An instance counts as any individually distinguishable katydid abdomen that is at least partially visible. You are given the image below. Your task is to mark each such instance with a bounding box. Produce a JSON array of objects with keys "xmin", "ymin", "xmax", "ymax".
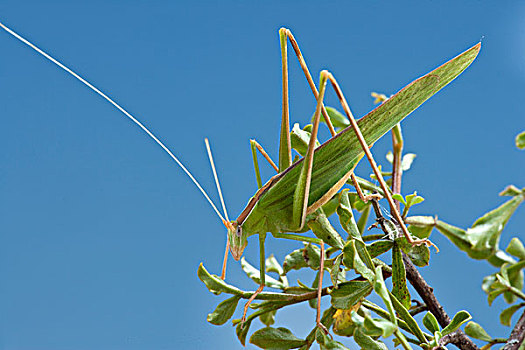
[{"xmin": 234, "ymin": 42, "xmax": 480, "ymax": 254}]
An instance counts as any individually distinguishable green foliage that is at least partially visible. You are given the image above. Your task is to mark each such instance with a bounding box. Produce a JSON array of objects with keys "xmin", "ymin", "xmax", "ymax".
[
  {"xmin": 198, "ymin": 40, "xmax": 525, "ymax": 350},
  {"xmin": 200, "ymin": 127, "xmax": 525, "ymax": 349}
]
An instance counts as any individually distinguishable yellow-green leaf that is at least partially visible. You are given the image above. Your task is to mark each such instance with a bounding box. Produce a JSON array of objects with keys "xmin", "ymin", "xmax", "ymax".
[{"xmin": 464, "ymin": 321, "xmax": 492, "ymax": 342}]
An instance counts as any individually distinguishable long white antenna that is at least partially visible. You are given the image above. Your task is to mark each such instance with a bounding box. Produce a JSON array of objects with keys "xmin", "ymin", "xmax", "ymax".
[
  {"xmin": 204, "ymin": 138, "xmax": 230, "ymax": 222},
  {"xmin": 0, "ymin": 21, "xmax": 225, "ymax": 223}
]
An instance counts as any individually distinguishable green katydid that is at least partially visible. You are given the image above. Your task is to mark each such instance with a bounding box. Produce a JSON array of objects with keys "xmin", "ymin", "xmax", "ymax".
[{"xmin": 0, "ymin": 22, "xmax": 480, "ymax": 330}]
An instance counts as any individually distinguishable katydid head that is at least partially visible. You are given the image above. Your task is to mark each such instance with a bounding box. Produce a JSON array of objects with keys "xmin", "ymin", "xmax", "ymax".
[{"xmin": 224, "ymin": 221, "xmax": 247, "ymax": 261}]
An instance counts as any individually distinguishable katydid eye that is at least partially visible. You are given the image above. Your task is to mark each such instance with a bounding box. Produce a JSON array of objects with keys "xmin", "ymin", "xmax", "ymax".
[{"xmin": 236, "ymin": 226, "xmax": 242, "ymax": 237}]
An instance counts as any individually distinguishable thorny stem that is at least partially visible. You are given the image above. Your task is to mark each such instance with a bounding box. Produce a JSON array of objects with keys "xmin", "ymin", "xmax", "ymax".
[{"xmin": 503, "ymin": 309, "xmax": 525, "ymax": 350}]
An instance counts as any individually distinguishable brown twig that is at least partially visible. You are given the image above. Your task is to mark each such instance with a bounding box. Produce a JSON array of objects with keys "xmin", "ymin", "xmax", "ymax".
[{"xmin": 503, "ymin": 309, "xmax": 525, "ymax": 350}]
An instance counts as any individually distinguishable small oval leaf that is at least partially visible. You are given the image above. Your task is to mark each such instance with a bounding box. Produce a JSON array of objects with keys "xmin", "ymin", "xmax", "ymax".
[
  {"xmin": 441, "ymin": 310, "xmax": 471, "ymax": 336},
  {"xmin": 422, "ymin": 312, "xmax": 440, "ymax": 334},
  {"xmin": 464, "ymin": 321, "xmax": 492, "ymax": 342},
  {"xmin": 500, "ymin": 303, "xmax": 525, "ymax": 326}
]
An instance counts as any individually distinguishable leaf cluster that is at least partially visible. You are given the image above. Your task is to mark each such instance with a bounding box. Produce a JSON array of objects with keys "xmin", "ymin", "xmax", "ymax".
[{"xmin": 199, "ymin": 114, "xmax": 525, "ymax": 349}]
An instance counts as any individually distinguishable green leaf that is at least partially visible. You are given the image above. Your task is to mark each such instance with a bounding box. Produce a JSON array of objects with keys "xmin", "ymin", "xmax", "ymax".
[
  {"xmin": 466, "ymin": 193, "xmax": 525, "ymax": 259},
  {"xmin": 488, "ymin": 250, "xmax": 517, "ymax": 267},
  {"xmin": 366, "ymin": 240, "xmax": 394, "ymax": 259},
  {"xmin": 343, "ymin": 240, "xmax": 375, "ymax": 282},
  {"xmin": 250, "ymin": 327, "xmax": 306, "ymax": 349},
  {"xmin": 392, "ymin": 193, "xmax": 406, "ymax": 205},
  {"xmin": 197, "ymin": 263, "xmax": 242, "ymax": 295},
  {"xmin": 388, "ymin": 291, "xmax": 428, "ymax": 343},
  {"xmin": 291, "ymin": 123, "xmax": 320, "ymax": 157},
  {"xmin": 283, "ymin": 248, "xmax": 308, "ymax": 274},
  {"xmin": 260, "ymin": 310, "xmax": 277, "ymax": 327},
  {"xmin": 266, "ymin": 254, "xmax": 284, "ymax": 275},
  {"xmin": 406, "ymin": 215, "xmax": 436, "ymax": 226},
  {"xmin": 464, "ymin": 321, "xmax": 492, "ymax": 342},
  {"xmin": 316, "ymin": 329, "xmax": 350, "ymax": 350},
  {"xmin": 405, "ymin": 191, "xmax": 424, "ymax": 208},
  {"xmin": 338, "ymin": 190, "xmax": 375, "ymax": 271},
  {"xmin": 507, "ymin": 238, "xmax": 525, "ymax": 260},
  {"xmin": 401, "ymin": 153, "xmax": 417, "ymax": 171},
  {"xmin": 516, "ymin": 130, "xmax": 525, "ymax": 149},
  {"xmin": 504, "ymin": 260, "xmax": 524, "ymax": 303},
  {"xmin": 357, "ymin": 204, "xmax": 371, "ymax": 234},
  {"xmin": 322, "ymin": 196, "xmax": 340, "ymax": 217},
  {"xmin": 373, "ymin": 266, "xmax": 397, "ymax": 325},
  {"xmin": 500, "ymin": 303, "xmax": 525, "ymax": 326},
  {"xmin": 408, "ymin": 225, "xmax": 433, "ymax": 239},
  {"xmin": 482, "ymin": 274, "xmax": 497, "ymax": 293},
  {"xmin": 241, "ymin": 258, "xmax": 286, "ymax": 289},
  {"xmin": 330, "ymin": 281, "xmax": 373, "ymax": 310},
  {"xmin": 235, "ymin": 318, "xmax": 253, "ymax": 346},
  {"xmin": 500, "ymin": 185, "xmax": 523, "ymax": 197},
  {"xmin": 353, "ymin": 327, "xmax": 388, "ymax": 350},
  {"xmin": 422, "ymin": 312, "xmax": 440, "ymax": 334},
  {"xmin": 304, "ymin": 243, "xmax": 321, "ymax": 270},
  {"xmin": 342, "ymin": 241, "xmax": 355, "ymax": 270},
  {"xmin": 398, "ymin": 237, "xmax": 430, "ymax": 267},
  {"xmin": 441, "ymin": 310, "xmax": 471, "ymax": 336},
  {"xmin": 337, "ymin": 189, "xmax": 362, "ymax": 239},
  {"xmin": 392, "ymin": 241, "xmax": 411, "ymax": 309},
  {"xmin": 308, "ymin": 211, "xmax": 345, "ymax": 250},
  {"xmin": 488, "ymin": 288, "xmax": 507, "ymax": 306},
  {"xmin": 435, "ymin": 220, "xmax": 472, "ymax": 252},
  {"xmin": 206, "ymin": 295, "xmax": 240, "ymax": 325},
  {"xmin": 330, "ymin": 254, "xmax": 344, "ymax": 288},
  {"xmin": 363, "ymin": 314, "xmax": 397, "ymax": 337},
  {"xmin": 324, "ymin": 106, "xmax": 350, "ymax": 130}
]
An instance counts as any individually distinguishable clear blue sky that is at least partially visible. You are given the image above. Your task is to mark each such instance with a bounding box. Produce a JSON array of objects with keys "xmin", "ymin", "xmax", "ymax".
[{"xmin": 0, "ymin": 1, "xmax": 524, "ymax": 349}]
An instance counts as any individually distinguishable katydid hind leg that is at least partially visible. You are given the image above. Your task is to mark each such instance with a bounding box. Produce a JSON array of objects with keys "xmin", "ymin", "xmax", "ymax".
[
  {"xmin": 324, "ymin": 72, "xmax": 437, "ymax": 251},
  {"xmin": 280, "ymin": 28, "xmax": 336, "ymax": 137}
]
